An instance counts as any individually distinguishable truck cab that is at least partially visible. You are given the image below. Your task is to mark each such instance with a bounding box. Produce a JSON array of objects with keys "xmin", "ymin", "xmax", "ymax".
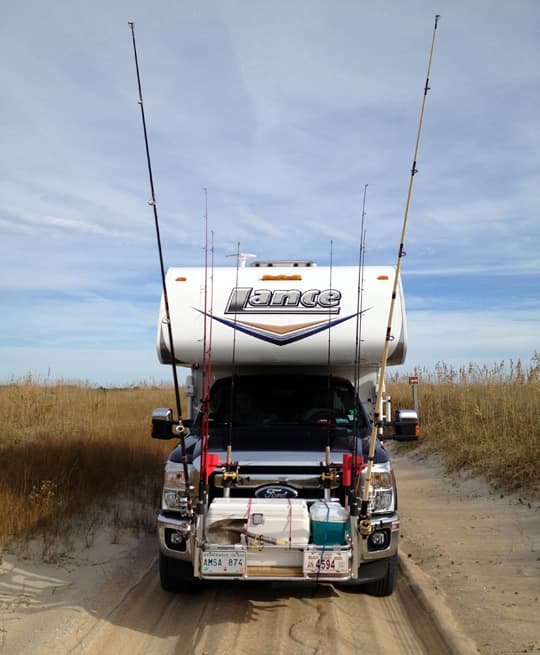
[{"xmin": 156, "ymin": 371, "xmax": 399, "ymax": 595}]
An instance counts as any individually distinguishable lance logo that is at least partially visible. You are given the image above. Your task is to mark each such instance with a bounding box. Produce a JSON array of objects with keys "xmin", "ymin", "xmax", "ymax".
[
  {"xmin": 224, "ymin": 287, "xmax": 342, "ymax": 315},
  {"xmin": 197, "ymin": 286, "xmax": 370, "ymax": 347}
]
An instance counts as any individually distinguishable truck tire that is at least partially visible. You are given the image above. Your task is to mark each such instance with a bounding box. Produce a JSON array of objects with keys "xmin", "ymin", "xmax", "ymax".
[
  {"xmin": 363, "ymin": 554, "xmax": 398, "ymax": 597},
  {"xmin": 159, "ymin": 552, "xmax": 200, "ymax": 592}
]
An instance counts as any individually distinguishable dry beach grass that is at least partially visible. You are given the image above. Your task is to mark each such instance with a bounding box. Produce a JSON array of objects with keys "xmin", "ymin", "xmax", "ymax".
[
  {"xmin": 0, "ymin": 380, "xmax": 179, "ymax": 548},
  {"xmin": 388, "ymin": 353, "xmax": 540, "ymax": 497}
]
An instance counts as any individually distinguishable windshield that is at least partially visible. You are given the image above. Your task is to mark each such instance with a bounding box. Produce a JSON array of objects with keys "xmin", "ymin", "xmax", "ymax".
[{"xmin": 207, "ymin": 374, "xmax": 366, "ymax": 428}]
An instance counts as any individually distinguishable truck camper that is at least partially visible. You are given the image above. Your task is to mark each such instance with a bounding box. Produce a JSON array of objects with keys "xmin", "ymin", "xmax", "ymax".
[
  {"xmin": 127, "ymin": 13, "xmax": 439, "ymax": 600},
  {"xmin": 151, "ymin": 259, "xmax": 418, "ymax": 596}
]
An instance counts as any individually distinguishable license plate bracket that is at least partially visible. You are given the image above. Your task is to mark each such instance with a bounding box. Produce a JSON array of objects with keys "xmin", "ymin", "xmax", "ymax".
[
  {"xmin": 201, "ymin": 550, "xmax": 246, "ymax": 575},
  {"xmin": 303, "ymin": 550, "xmax": 350, "ymax": 575}
]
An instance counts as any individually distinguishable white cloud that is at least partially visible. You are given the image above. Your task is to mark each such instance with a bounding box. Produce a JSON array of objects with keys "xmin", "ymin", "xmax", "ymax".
[
  {"xmin": 3, "ymin": 209, "xmax": 126, "ymax": 239},
  {"xmin": 0, "ymin": 346, "xmax": 175, "ymax": 387},
  {"xmin": 403, "ymin": 307, "xmax": 540, "ymax": 369},
  {"xmin": 1, "ymin": 0, "xmax": 539, "ymax": 383}
]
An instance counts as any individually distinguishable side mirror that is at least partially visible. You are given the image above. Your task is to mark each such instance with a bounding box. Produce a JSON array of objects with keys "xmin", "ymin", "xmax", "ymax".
[
  {"xmin": 392, "ymin": 408, "xmax": 419, "ymax": 441},
  {"xmin": 151, "ymin": 408, "xmax": 192, "ymax": 439},
  {"xmin": 151, "ymin": 408, "xmax": 176, "ymax": 439}
]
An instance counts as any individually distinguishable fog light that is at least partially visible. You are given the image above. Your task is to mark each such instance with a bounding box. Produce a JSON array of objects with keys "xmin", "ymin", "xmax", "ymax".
[
  {"xmin": 165, "ymin": 528, "xmax": 187, "ymax": 551},
  {"xmin": 372, "ymin": 532, "xmax": 385, "ymax": 545},
  {"xmin": 367, "ymin": 530, "xmax": 389, "ymax": 551},
  {"xmin": 170, "ymin": 531, "xmax": 184, "ymax": 545}
]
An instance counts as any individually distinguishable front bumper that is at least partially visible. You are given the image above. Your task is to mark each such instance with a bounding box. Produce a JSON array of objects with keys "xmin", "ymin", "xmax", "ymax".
[{"xmin": 158, "ymin": 511, "xmax": 399, "ymax": 581}]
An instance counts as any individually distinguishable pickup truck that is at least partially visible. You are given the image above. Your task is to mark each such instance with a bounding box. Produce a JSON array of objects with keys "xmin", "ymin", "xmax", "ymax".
[{"xmin": 150, "ymin": 261, "xmax": 417, "ymax": 596}]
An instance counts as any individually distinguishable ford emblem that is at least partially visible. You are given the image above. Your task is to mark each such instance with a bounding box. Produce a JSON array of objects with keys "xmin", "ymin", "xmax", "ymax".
[{"xmin": 255, "ymin": 485, "xmax": 298, "ymax": 499}]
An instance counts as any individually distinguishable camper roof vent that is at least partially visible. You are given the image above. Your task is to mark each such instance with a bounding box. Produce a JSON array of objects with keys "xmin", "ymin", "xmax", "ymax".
[{"xmin": 250, "ymin": 261, "xmax": 317, "ymax": 268}]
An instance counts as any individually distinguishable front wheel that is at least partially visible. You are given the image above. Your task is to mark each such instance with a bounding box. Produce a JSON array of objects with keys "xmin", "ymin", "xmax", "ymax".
[
  {"xmin": 159, "ymin": 552, "xmax": 201, "ymax": 592},
  {"xmin": 363, "ymin": 554, "xmax": 398, "ymax": 597}
]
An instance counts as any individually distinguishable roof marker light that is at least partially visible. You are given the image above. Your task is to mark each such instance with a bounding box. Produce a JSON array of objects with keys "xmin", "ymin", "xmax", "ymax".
[{"xmin": 262, "ymin": 275, "xmax": 302, "ymax": 281}]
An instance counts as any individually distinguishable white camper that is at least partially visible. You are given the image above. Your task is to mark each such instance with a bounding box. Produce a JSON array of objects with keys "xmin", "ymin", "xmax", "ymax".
[{"xmin": 157, "ymin": 262, "xmax": 406, "ymax": 419}]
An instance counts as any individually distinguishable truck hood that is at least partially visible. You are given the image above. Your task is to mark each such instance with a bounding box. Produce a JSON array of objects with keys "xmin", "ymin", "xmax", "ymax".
[
  {"xmin": 192, "ymin": 449, "xmax": 350, "ymax": 470},
  {"xmin": 169, "ymin": 437, "xmax": 389, "ymax": 467}
]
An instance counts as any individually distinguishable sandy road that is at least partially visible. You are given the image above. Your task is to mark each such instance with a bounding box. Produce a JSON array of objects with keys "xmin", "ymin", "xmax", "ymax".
[
  {"xmin": 6, "ymin": 444, "xmax": 537, "ymax": 655},
  {"xmin": 72, "ymin": 561, "xmax": 451, "ymax": 655},
  {"xmin": 0, "ymin": 522, "xmax": 454, "ymax": 655}
]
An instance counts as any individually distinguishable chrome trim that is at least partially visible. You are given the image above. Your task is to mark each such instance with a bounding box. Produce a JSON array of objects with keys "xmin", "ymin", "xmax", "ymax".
[
  {"xmin": 158, "ymin": 513, "xmax": 194, "ymax": 561},
  {"xmin": 158, "ymin": 511, "xmax": 400, "ymax": 573},
  {"xmin": 359, "ymin": 513, "xmax": 399, "ymax": 562},
  {"xmin": 213, "ymin": 472, "xmax": 336, "ymax": 490},
  {"xmin": 201, "ymin": 574, "xmax": 352, "ymax": 581}
]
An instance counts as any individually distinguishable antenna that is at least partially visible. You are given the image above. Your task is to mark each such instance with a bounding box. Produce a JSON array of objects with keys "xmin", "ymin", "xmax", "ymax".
[
  {"xmin": 359, "ymin": 15, "xmax": 441, "ymax": 533},
  {"xmin": 226, "ymin": 253, "xmax": 256, "ymax": 268}
]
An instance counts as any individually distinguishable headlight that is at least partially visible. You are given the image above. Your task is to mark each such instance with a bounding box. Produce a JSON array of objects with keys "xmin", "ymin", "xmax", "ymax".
[
  {"xmin": 163, "ymin": 464, "xmax": 189, "ymax": 513},
  {"xmin": 363, "ymin": 462, "xmax": 395, "ymax": 514}
]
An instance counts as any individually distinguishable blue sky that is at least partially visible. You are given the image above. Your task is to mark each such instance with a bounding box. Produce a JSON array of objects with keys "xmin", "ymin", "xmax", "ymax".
[{"xmin": 1, "ymin": 1, "xmax": 538, "ymax": 385}]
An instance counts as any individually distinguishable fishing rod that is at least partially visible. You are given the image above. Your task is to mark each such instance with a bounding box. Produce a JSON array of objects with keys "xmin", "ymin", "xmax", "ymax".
[
  {"xmin": 207, "ymin": 229, "xmax": 215, "ymax": 437},
  {"xmin": 128, "ymin": 22, "xmax": 192, "ymax": 503},
  {"xmin": 224, "ymin": 242, "xmax": 242, "ymax": 497},
  {"xmin": 199, "ymin": 189, "xmax": 210, "ymax": 502},
  {"xmin": 323, "ymin": 240, "xmax": 334, "ymax": 501},
  {"xmin": 353, "ymin": 185, "xmax": 368, "ymax": 400},
  {"xmin": 350, "ymin": 184, "xmax": 368, "ymax": 513},
  {"xmin": 359, "ymin": 14, "xmax": 441, "ymax": 534},
  {"xmin": 208, "ymin": 229, "xmax": 215, "ymax": 408}
]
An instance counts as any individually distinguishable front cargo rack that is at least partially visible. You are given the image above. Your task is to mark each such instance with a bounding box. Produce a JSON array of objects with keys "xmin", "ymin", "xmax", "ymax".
[{"xmin": 200, "ymin": 543, "xmax": 352, "ymax": 581}]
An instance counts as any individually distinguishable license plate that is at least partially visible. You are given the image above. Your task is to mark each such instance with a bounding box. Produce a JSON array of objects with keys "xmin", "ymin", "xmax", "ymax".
[
  {"xmin": 303, "ymin": 550, "xmax": 350, "ymax": 575},
  {"xmin": 201, "ymin": 551, "xmax": 246, "ymax": 575}
]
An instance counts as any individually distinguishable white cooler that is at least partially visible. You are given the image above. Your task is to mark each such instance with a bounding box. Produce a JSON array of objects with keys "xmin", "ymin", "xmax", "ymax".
[{"xmin": 205, "ymin": 498, "xmax": 310, "ymax": 547}]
